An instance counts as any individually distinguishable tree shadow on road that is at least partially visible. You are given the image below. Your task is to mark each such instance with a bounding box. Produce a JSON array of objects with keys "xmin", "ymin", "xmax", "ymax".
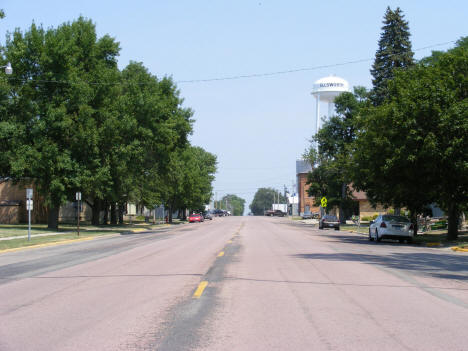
[{"xmin": 291, "ymin": 251, "xmax": 468, "ymax": 281}]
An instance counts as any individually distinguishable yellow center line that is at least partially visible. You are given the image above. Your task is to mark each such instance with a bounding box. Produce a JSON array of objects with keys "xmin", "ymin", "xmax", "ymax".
[
  {"xmin": 193, "ymin": 281, "xmax": 208, "ymax": 298},
  {"xmin": 217, "ymin": 251, "xmax": 224, "ymax": 257}
]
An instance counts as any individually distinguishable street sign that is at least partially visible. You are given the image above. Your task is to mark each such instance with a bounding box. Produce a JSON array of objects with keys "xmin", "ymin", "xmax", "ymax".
[
  {"xmin": 321, "ymin": 197, "xmax": 327, "ymax": 208},
  {"xmin": 26, "ymin": 198, "xmax": 33, "ymax": 241},
  {"xmin": 76, "ymin": 192, "xmax": 82, "ymax": 201}
]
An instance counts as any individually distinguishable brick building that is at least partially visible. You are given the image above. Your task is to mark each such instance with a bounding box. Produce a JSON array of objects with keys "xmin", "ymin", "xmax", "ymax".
[{"xmin": 296, "ymin": 160, "xmax": 320, "ymax": 216}]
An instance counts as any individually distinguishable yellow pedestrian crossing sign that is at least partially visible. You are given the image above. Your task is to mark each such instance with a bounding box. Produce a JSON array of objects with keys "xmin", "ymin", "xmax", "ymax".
[{"xmin": 321, "ymin": 197, "xmax": 327, "ymax": 208}]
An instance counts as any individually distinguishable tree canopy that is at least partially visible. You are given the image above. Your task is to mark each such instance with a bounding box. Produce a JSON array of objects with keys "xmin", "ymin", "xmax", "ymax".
[
  {"xmin": 250, "ymin": 188, "xmax": 286, "ymax": 216},
  {"xmin": 370, "ymin": 7, "xmax": 414, "ymax": 106},
  {"xmin": 353, "ymin": 40, "xmax": 468, "ymax": 239},
  {"xmin": 0, "ymin": 17, "xmax": 216, "ymax": 228},
  {"xmin": 218, "ymin": 194, "xmax": 246, "ymax": 216},
  {"xmin": 304, "ymin": 87, "xmax": 367, "ymax": 220}
]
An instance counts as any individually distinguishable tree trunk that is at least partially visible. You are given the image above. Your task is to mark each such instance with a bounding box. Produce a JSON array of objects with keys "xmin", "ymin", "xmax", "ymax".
[
  {"xmin": 410, "ymin": 210, "xmax": 418, "ymax": 237},
  {"xmin": 168, "ymin": 206, "xmax": 173, "ymax": 223},
  {"xmin": 103, "ymin": 201, "xmax": 109, "ymax": 225},
  {"xmin": 91, "ymin": 198, "xmax": 101, "ymax": 226},
  {"xmin": 447, "ymin": 203, "xmax": 459, "ymax": 241},
  {"xmin": 118, "ymin": 202, "xmax": 125, "ymax": 224},
  {"xmin": 339, "ymin": 182, "xmax": 346, "ymax": 224},
  {"xmin": 110, "ymin": 202, "xmax": 117, "ymax": 225},
  {"xmin": 47, "ymin": 205, "xmax": 59, "ymax": 230}
]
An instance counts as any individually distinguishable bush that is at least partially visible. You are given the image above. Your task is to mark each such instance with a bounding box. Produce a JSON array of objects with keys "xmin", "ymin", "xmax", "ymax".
[{"xmin": 360, "ymin": 214, "xmax": 379, "ymax": 221}]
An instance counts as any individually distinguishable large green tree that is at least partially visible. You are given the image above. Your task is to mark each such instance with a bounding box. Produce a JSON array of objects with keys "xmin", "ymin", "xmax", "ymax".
[
  {"xmin": 305, "ymin": 87, "xmax": 367, "ymax": 222},
  {"xmin": 0, "ymin": 17, "xmax": 202, "ymax": 229},
  {"xmin": 2, "ymin": 18, "xmax": 120, "ymax": 228},
  {"xmin": 105, "ymin": 62, "xmax": 193, "ymax": 224},
  {"xmin": 162, "ymin": 146, "xmax": 217, "ymax": 222},
  {"xmin": 219, "ymin": 194, "xmax": 246, "ymax": 216},
  {"xmin": 250, "ymin": 187, "xmax": 286, "ymax": 216},
  {"xmin": 353, "ymin": 40, "xmax": 468, "ymax": 239},
  {"xmin": 370, "ymin": 7, "xmax": 414, "ymax": 106}
]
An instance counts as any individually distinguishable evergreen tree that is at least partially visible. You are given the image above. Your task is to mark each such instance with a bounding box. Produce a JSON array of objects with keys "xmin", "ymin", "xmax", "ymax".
[{"xmin": 370, "ymin": 7, "xmax": 414, "ymax": 106}]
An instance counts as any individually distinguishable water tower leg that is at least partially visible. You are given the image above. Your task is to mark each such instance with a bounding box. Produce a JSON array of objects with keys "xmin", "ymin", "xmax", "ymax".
[
  {"xmin": 315, "ymin": 94, "xmax": 320, "ymax": 141},
  {"xmin": 328, "ymin": 102, "xmax": 334, "ymax": 118}
]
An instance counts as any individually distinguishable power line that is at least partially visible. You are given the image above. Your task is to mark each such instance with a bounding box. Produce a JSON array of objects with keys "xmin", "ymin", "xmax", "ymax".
[
  {"xmin": 4, "ymin": 40, "xmax": 457, "ymax": 86},
  {"xmin": 176, "ymin": 40, "xmax": 456, "ymax": 84}
]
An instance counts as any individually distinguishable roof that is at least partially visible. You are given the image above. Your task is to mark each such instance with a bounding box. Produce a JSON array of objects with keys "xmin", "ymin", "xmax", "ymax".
[
  {"xmin": 296, "ymin": 160, "xmax": 312, "ymax": 174},
  {"xmin": 351, "ymin": 188, "xmax": 367, "ymax": 200}
]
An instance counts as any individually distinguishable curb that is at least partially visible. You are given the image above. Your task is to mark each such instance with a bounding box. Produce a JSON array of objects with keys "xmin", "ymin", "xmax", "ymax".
[
  {"xmin": 451, "ymin": 246, "xmax": 468, "ymax": 252},
  {"xmin": 0, "ymin": 236, "xmax": 98, "ymax": 255},
  {"xmin": 426, "ymin": 242, "xmax": 443, "ymax": 247},
  {"xmin": 130, "ymin": 224, "xmax": 172, "ymax": 233}
]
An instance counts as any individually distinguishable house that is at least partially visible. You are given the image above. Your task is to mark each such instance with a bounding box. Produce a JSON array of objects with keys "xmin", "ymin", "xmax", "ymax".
[
  {"xmin": 0, "ymin": 181, "xmax": 47, "ymax": 224},
  {"xmin": 351, "ymin": 188, "xmax": 387, "ymax": 219}
]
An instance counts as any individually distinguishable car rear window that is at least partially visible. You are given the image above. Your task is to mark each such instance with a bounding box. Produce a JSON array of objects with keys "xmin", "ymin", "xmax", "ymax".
[
  {"xmin": 382, "ymin": 215, "xmax": 410, "ymax": 222},
  {"xmin": 324, "ymin": 215, "xmax": 338, "ymax": 220}
]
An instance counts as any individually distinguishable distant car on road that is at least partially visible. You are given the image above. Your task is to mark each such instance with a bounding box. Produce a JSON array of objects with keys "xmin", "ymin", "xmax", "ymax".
[
  {"xmin": 214, "ymin": 209, "xmax": 226, "ymax": 217},
  {"xmin": 369, "ymin": 215, "xmax": 414, "ymax": 243},
  {"xmin": 302, "ymin": 211, "xmax": 319, "ymax": 219},
  {"xmin": 203, "ymin": 212, "xmax": 213, "ymax": 220},
  {"xmin": 319, "ymin": 215, "xmax": 340, "ymax": 230},
  {"xmin": 273, "ymin": 210, "xmax": 286, "ymax": 217},
  {"xmin": 188, "ymin": 213, "xmax": 204, "ymax": 223}
]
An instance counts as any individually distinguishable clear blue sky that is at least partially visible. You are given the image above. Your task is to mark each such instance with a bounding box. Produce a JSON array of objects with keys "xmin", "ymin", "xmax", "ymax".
[{"xmin": 1, "ymin": 1, "xmax": 467, "ymax": 212}]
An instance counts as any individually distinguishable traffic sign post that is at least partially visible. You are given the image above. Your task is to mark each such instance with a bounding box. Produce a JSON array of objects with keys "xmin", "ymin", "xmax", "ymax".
[
  {"xmin": 320, "ymin": 197, "xmax": 327, "ymax": 218},
  {"xmin": 26, "ymin": 189, "xmax": 33, "ymax": 241},
  {"xmin": 76, "ymin": 192, "xmax": 81, "ymax": 236}
]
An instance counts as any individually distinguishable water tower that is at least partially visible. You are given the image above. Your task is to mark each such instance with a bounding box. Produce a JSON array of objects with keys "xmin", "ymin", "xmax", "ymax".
[{"xmin": 311, "ymin": 75, "xmax": 349, "ymax": 134}]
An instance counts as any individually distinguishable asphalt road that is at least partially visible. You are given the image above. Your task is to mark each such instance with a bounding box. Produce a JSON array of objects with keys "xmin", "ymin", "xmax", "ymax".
[{"xmin": 0, "ymin": 217, "xmax": 467, "ymax": 350}]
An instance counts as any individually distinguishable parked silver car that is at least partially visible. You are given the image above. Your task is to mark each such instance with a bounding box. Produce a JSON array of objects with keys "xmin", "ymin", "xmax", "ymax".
[
  {"xmin": 369, "ymin": 215, "xmax": 414, "ymax": 243},
  {"xmin": 319, "ymin": 215, "xmax": 340, "ymax": 230}
]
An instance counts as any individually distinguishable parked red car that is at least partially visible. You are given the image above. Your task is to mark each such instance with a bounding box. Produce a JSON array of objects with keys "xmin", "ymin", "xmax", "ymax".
[{"xmin": 188, "ymin": 213, "xmax": 204, "ymax": 223}]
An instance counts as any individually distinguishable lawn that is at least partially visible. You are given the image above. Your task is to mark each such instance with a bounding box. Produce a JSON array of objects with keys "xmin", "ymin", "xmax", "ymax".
[
  {"xmin": 341, "ymin": 223, "xmax": 468, "ymax": 247},
  {"xmin": 0, "ymin": 222, "xmax": 174, "ymax": 251}
]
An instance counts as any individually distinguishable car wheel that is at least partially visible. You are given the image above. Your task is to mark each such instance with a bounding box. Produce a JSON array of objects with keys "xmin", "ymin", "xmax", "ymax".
[
  {"xmin": 375, "ymin": 229, "xmax": 381, "ymax": 242},
  {"xmin": 369, "ymin": 228, "xmax": 374, "ymax": 241},
  {"xmin": 398, "ymin": 238, "xmax": 404, "ymax": 243},
  {"xmin": 335, "ymin": 226, "xmax": 340, "ymax": 230},
  {"xmin": 407, "ymin": 237, "xmax": 413, "ymax": 243}
]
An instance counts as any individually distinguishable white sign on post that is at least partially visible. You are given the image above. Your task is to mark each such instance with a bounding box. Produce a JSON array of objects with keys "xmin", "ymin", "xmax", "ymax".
[
  {"xmin": 76, "ymin": 192, "xmax": 82, "ymax": 201},
  {"xmin": 26, "ymin": 188, "xmax": 33, "ymax": 199},
  {"xmin": 26, "ymin": 199, "xmax": 33, "ymax": 211}
]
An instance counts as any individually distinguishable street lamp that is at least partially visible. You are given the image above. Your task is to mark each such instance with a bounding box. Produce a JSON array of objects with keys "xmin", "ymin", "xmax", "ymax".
[{"xmin": 1, "ymin": 62, "xmax": 13, "ymax": 75}]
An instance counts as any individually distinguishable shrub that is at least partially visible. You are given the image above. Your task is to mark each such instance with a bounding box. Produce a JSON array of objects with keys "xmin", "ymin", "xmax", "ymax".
[{"xmin": 360, "ymin": 214, "xmax": 379, "ymax": 221}]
